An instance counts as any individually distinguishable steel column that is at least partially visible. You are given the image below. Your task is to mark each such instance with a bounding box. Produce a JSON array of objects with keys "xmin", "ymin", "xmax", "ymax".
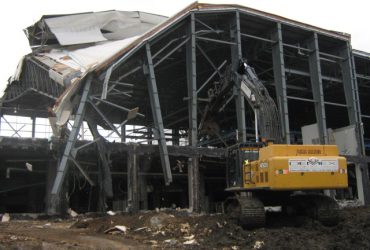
[
  {"xmin": 341, "ymin": 44, "xmax": 369, "ymax": 205},
  {"xmin": 340, "ymin": 43, "xmax": 364, "ymax": 153},
  {"xmin": 145, "ymin": 43, "xmax": 173, "ymax": 185},
  {"xmin": 340, "ymin": 43, "xmax": 360, "ymax": 125},
  {"xmin": 271, "ymin": 23, "xmax": 290, "ymax": 143},
  {"xmin": 48, "ymin": 76, "xmax": 92, "ymax": 214},
  {"xmin": 121, "ymin": 125, "xmax": 126, "ymax": 143},
  {"xmin": 307, "ymin": 33, "xmax": 328, "ymax": 144},
  {"xmin": 187, "ymin": 13, "xmax": 200, "ymax": 212},
  {"xmin": 231, "ymin": 11, "xmax": 246, "ymax": 142},
  {"xmin": 31, "ymin": 116, "xmax": 36, "ymax": 138},
  {"xmin": 350, "ymin": 53, "xmax": 366, "ymax": 156}
]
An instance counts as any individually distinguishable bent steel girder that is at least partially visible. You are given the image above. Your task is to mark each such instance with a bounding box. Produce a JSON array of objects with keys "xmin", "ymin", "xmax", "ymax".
[
  {"xmin": 48, "ymin": 76, "xmax": 92, "ymax": 214},
  {"xmin": 145, "ymin": 43, "xmax": 173, "ymax": 185}
]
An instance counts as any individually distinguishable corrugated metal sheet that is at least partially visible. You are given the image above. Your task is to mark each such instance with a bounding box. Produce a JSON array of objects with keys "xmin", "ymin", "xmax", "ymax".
[
  {"xmin": 43, "ymin": 10, "xmax": 167, "ymax": 46},
  {"xmin": 44, "ymin": 13, "xmax": 108, "ymax": 45}
]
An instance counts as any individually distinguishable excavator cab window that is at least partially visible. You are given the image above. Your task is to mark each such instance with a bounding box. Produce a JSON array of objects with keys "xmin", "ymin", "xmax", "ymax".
[
  {"xmin": 226, "ymin": 142, "xmax": 263, "ymax": 188},
  {"xmin": 239, "ymin": 142, "xmax": 263, "ymax": 162}
]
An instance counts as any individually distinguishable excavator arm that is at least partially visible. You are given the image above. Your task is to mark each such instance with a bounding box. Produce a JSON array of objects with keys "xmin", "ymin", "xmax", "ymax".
[
  {"xmin": 198, "ymin": 60, "xmax": 282, "ymax": 144},
  {"xmin": 237, "ymin": 60, "xmax": 282, "ymax": 143}
]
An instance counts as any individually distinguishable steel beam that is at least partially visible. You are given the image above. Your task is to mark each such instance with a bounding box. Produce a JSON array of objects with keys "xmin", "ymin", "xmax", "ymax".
[
  {"xmin": 154, "ymin": 38, "xmax": 190, "ymax": 68},
  {"xmin": 48, "ymin": 76, "xmax": 92, "ymax": 214},
  {"xmin": 196, "ymin": 44, "xmax": 222, "ymax": 77},
  {"xmin": 324, "ymin": 101, "xmax": 347, "ymax": 108},
  {"xmin": 271, "ymin": 23, "xmax": 290, "ymax": 144},
  {"xmin": 145, "ymin": 43, "xmax": 172, "ymax": 185},
  {"xmin": 287, "ymin": 95, "xmax": 316, "ymax": 103},
  {"xmin": 90, "ymin": 96, "xmax": 145, "ymax": 118},
  {"xmin": 69, "ymin": 157, "xmax": 95, "ymax": 186},
  {"xmin": 307, "ymin": 33, "xmax": 328, "ymax": 144},
  {"xmin": 319, "ymin": 51, "xmax": 343, "ymax": 60},
  {"xmin": 196, "ymin": 36, "xmax": 236, "ymax": 46},
  {"xmin": 357, "ymin": 74, "xmax": 370, "ymax": 81},
  {"xmin": 186, "ymin": 13, "xmax": 200, "ymax": 212},
  {"xmin": 231, "ymin": 11, "xmax": 247, "ymax": 143},
  {"xmin": 2, "ymin": 116, "xmax": 21, "ymax": 137},
  {"xmin": 88, "ymin": 99, "xmax": 122, "ymax": 138},
  {"xmin": 285, "ymin": 68, "xmax": 342, "ymax": 83},
  {"xmin": 241, "ymin": 32, "xmax": 275, "ymax": 44},
  {"xmin": 152, "ymin": 36, "xmax": 186, "ymax": 59},
  {"xmin": 197, "ymin": 60, "xmax": 227, "ymax": 94},
  {"xmin": 195, "ymin": 18, "xmax": 217, "ymax": 33}
]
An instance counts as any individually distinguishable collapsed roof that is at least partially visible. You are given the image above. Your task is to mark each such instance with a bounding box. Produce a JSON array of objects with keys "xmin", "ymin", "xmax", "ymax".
[{"xmin": 0, "ymin": 2, "xmax": 357, "ymax": 127}]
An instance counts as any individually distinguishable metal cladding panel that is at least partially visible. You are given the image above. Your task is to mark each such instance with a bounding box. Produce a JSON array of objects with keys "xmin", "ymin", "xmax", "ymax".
[
  {"xmin": 44, "ymin": 11, "xmax": 167, "ymax": 46},
  {"xmin": 330, "ymin": 125, "xmax": 359, "ymax": 156},
  {"xmin": 45, "ymin": 14, "xmax": 108, "ymax": 45},
  {"xmin": 302, "ymin": 123, "xmax": 320, "ymax": 144}
]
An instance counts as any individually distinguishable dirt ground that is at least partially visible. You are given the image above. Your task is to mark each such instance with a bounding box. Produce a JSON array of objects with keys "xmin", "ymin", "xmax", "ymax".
[{"xmin": 0, "ymin": 205, "xmax": 369, "ymax": 250}]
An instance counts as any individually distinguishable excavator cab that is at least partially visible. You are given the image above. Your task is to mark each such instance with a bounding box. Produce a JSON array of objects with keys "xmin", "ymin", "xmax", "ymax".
[{"xmin": 226, "ymin": 142, "xmax": 263, "ymax": 189}]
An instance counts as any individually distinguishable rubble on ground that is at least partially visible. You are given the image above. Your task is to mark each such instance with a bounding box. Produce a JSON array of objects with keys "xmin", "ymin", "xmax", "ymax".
[{"xmin": 0, "ymin": 206, "xmax": 369, "ymax": 249}]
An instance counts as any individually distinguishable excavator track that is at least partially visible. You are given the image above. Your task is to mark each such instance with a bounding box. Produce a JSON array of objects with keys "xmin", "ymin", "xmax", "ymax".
[
  {"xmin": 288, "ymin": 193, "xmax": 339, "ymax": 226},
  {"xmin": 225, "ymin": 196, "xmax": 265, "ymax": 228},
  {"xmin": 311, "ymin": 194, "xmax": 339, "ymax": 226}
]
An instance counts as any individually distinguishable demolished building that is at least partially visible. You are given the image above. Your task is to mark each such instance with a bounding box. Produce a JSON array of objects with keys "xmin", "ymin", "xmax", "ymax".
[{"xmin": 0, "ymin": 2, "xmax": 369, "ymax": 214}]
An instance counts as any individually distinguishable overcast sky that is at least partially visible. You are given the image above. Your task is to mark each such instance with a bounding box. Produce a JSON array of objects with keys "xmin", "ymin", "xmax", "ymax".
[{"xmin": 1, "ymin": 0, "xmax": 369, "ymax": 95}]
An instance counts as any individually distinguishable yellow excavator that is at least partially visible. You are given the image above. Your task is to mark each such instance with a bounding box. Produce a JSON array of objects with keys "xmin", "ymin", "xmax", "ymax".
[{"xmin": 219, "ymin": 61, "xmax": 348, "ymax": 227}]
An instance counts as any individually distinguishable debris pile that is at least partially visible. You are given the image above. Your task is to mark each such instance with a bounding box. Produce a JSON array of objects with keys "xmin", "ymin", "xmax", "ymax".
[
  {"xmin": 0, "ymin": 206, "xmax": 369, "ymax": 249},
  {"xmin": 71, "ymin": 209, "xmax": 249, "ymax": 248},
  {"xmin": 70, "ymin": 206, "xmax": 370, "ymax": 249}
]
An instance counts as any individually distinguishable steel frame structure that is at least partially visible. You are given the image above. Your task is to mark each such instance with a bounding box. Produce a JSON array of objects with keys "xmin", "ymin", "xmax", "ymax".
[
  {"xmin": 98, "ymin": 9, "xmax": 369, "ymax": 208},
  {"xmin": 1, "ymin": 4, "xmax": 370, "ymax": 214}
]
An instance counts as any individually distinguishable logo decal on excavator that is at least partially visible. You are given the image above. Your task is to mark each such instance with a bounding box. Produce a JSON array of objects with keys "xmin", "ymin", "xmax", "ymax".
[
  {"xmin": 288, "ymin": 159, "xmax": 339, "ymax": 172},
  {"xmin": 307, "ymin": 157, "xmax": 319, "ymax": 165}
]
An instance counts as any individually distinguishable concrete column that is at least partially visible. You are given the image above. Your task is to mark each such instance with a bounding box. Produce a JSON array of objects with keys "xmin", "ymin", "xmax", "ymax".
[
  {"xmin": 127, "ymin": 144, "xmax": 139, "ymax": 212},
  {"xmin": 139, "ymin": 154, "xmax": 151, "ymax": 210}
]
